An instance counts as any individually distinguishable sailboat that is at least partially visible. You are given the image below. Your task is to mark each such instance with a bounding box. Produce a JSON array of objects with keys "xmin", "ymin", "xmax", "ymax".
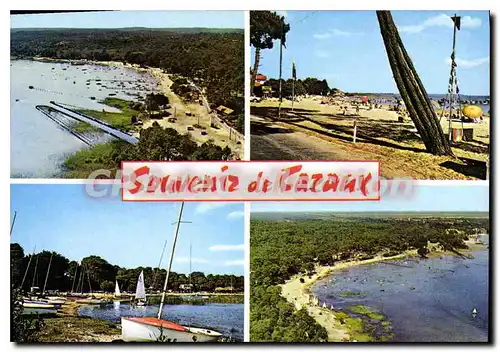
[
  {"xmin": 115, "ymin": 281, "xmax": 121, "ymax": 298},
  {"xmin": 121, "ymin": 202, "xmax": 222, "ymax": 342},
  {"xmin": 135, "ymin": 271, "xmax": 147, "ymax": 306}
]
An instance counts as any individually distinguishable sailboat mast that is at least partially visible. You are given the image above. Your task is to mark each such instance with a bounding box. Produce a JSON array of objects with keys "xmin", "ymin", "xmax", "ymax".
[
  {"xmin": 189, "ymin": 243, "xmax": 192, "ymax": 292},
  {"xmin": 32, "ymin": 255, "xmax": 39, "ymax": 289},
  {"xmin": 85, "ymin": 264, "xmax": 93, "ymax": 295},
  {"xmin": 158, "ymin": 202, "xmax": 185, "ymax": 320},
  {"xmin": 71, "ymin": 264, "xmax": 78, "ymax": 293},
  {"xmin": 20, "ymin": 246, "xmax": 36, "ymax": 290},
  {"xmin": 42, "ymin": 252, "xmax": 54, "ymax": 295},
  {"xmin": 152, "ymin": 239, "xmax": 168, "ymax": 290},
  {"xmin": 77, "ymin": 265, "xmax": 84, "ymax": 293},
  {"xmin": 10, "ymin": 211, "xmax": 17, "ymax": 236}
]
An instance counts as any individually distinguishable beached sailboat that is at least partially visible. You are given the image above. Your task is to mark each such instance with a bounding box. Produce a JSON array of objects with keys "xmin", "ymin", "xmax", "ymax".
[
  {"xmin": 135, "ymin": 271, "xmax": 147, "ymax": 306},
  {"xmin": 121, "ymin": 202, "xmax": 222, "ymax": 342}
]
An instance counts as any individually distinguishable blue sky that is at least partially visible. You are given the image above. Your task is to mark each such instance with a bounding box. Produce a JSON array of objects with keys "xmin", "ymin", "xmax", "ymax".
[
  {"xmin": 252, "ymin": 11, "xmax": 490, "ymax": 95},
  {"xmin": 11, "ymin": 10, "xmax": 244, "ymax": 29},
  {"xmin": 252, "ymin": 184, "xmax": 489, "ymax": 212},
  {"xmin": 10, "ymin": 184, "xmax": 244, "ymax": 275}
]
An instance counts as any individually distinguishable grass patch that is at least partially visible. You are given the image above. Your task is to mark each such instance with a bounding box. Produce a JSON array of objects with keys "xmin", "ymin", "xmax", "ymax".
[
  {"xmin": 74, "ymin": 121, "xmax": 101, "ymax": 133},
  {"xmin": 62, "ymin": 140, "xmax": 128, "ymax": 178},
  {"xmin": 347, "ymin": 305, "xmax": 375, "ymax": 315},
  {"xmin": 37, "ymin": 316, "xmax": 120, "ymax": 342},
  {"xmin": 76, "ymin": 97, "xmax": 142, "ymax": 132},
  {"xmin": 347, "ymin": 305, "xmax": 385, "ymax": 321}
]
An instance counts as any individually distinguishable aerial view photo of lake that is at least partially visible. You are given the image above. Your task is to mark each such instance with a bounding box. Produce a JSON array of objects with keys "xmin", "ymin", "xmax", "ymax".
[
  {"xmin": 11, "ymin": 60, "xmax": 158, "ymax": 177},
  {"xmin": 250, "ymin": 184, "xmax": 489, "ymax": 343},
  {"xmin": 11, "ymin": 10, "xmax": 245, "ymax": 178}
]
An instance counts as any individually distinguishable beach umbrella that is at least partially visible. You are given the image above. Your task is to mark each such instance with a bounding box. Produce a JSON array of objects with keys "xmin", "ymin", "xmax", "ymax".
[
  {"xmin": 361, "ymin": 96, "xmax": 368, "ymax": 103},
  {"xmin": 463, "ymin": 105, "xmax": 483, "ymax": 119}
]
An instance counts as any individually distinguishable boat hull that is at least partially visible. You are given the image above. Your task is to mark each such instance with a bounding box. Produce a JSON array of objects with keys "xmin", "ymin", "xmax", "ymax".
[
  {"xmin": 23, "ymin": 301, "xmax": 56, "ymax": 309},
  {"xmin": 121, "ymin": 317, "xmax": 221, "ymax": 342}
]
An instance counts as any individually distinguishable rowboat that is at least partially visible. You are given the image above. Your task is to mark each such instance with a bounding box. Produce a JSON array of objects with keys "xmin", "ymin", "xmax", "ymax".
[{"xmin": 121, "ymin": 317, "xmax": 221, "ymax": 342}]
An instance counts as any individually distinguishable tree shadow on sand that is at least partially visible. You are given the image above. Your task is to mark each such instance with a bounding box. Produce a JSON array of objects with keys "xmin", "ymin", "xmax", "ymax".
[
  {"xmin": 251, "ymin": 121, "xmax": 293, "ymax": 136},
  {"xmin": 439, "ymin": 157, "xmax": 487, "ymax": 180},
  {"xmin": 253, "ymin": 106, "xmax": 425, "ymax": 153}
]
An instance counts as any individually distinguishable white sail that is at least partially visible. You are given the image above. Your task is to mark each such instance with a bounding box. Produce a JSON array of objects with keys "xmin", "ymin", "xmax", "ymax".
[
  {"xmin": 135, "ymin": 271, "xmax": 146, "ymax": 300},
  {"xmin": 115, "ymin": 281, "xmax": 121, "ymax": 297}
]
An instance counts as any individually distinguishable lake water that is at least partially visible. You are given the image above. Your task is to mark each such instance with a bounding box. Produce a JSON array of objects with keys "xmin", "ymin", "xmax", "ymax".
[
  {"xmin": 312, "ymin": 237, "xmax": 489, "ymax": 342},
  {"xmin": 78, "ymin": 302, "xmax": 244, "ymax": 341},
  {"xmin": 10, "ymin": 60, "xmax": 158, "ymax": 178}
]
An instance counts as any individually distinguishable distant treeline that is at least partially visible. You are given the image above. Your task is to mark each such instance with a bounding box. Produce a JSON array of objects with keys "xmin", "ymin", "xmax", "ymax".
[
  {"xmin": 254, "ymin": 77, "xmax": 334, "ymax": 98},
  {"xmin": 250, "ymin": 217, "xmax": 488, "ymax": 342},
  {"xmin": 11, "ymin": 29, "xmax": 244, "ymax": 116},
  {"xmin": 11, "ymin": 243, "xmax": 244, "ymax": 294}
]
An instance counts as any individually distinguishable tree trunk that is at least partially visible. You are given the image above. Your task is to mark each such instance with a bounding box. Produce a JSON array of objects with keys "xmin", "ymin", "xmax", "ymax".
[
  {"xmin": 251, "ymin": 47, "xmax": 261, "ymax": 96},
  {"xmin": 377, "ymin": 11, "xmax": 454, "ymax": 156}
]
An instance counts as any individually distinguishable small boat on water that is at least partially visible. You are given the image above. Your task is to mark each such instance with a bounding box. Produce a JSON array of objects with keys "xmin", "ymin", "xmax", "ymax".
[
  {"xmin": 115, "ymin": 281, "xmax": 121, "ymax": 299},
  {"xmin": 135, "ymin": 271, "xmax": 147, "ymax": 307},
  {"xmin": 121, "ymin": 203, "xmax": 222, "ymax": 342}
]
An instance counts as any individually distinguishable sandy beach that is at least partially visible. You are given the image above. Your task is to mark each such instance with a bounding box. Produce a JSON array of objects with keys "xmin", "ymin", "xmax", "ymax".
[
  {"xmin": 280, "ymin": 251, "xmax": 416, "ymax": 342},
  {"xmin": 251, "ymin": 97, "xmax": 489, "ymax": 179}
]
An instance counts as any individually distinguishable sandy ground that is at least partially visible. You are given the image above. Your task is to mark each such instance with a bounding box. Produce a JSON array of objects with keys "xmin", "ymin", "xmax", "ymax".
[
  {"xmin": 145, "ymin": 68, "xmax": 242, "ymax": 157},
  {"xmin": 279, "ymin": 251, "xmax": 415, "ymax": 342},
  {"xmin": 251, "ymin": 97, "xmax": 489, "ymax": 180},
  {"xmin": 102, "ymin": 61, "xmax": 243, "ymax": 158}
]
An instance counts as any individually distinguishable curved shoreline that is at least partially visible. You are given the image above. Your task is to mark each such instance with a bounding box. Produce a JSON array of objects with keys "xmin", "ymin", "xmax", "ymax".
[
  {"xmin": 280, "ymin": 251, "xmax": 417, "ymax": 342},
  {"xmin": 28, "ymin": 57, "xmax": 243, "ymax": 157},
  {"xmin": 280, "ymin": 234, "xmax": 488, "ymax": 342}
]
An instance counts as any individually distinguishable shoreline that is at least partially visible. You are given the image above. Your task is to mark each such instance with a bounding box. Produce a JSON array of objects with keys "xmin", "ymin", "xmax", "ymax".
[
  {"xmin": 280, "ymin": 251, "xmax": 416, "ymax": 342},
  {"xmin": 22, "ymin": 57, "xmax": 243, "ymax": 158},
  {"xmin": 280, "ymin": 234, "xmax": 488, "ymax": 342}
]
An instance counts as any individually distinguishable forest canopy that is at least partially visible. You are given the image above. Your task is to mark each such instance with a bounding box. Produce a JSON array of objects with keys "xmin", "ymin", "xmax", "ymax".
[
  {"xmin": 250, "ymin": 216, "xmax": 488, "ymax": 342},
  {"xmin": 11, "ymin": 28, "xmax": 244, "ymax": 116},
  {"xmin": 11, "ymin": 243, "xmax": 244, "ymax": 294}
]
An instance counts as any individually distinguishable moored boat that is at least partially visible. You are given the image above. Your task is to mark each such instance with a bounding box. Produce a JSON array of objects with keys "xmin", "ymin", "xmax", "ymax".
[
  {"xmin": 22, "ymin": 300, "xmax": 56, "ymax": 309},
  {"xmin": 135, "ymin": 271, "xmax": 147, "ymax": 306},
  {"xmin": 121, "ymin": 317, "xmax": 221, "ymax": 342}
]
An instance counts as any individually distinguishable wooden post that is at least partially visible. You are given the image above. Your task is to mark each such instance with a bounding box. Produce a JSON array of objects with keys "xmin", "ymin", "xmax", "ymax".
[
  {"xmin": 278, "ymin": 19, "xmax": 284, "ymax": 119},
  {"xmin": 353, "ymin": 119, "xmax": 358, "ymax": 143}
]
